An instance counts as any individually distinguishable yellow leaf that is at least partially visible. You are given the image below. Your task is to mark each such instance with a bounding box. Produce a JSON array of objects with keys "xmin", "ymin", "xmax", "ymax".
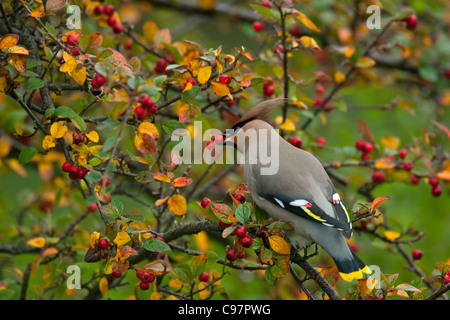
[
  {"xmin": 10, "ymin": 54, "xmax": 27, "ymax": 73},
  {"xmin": 7, "ymin": 158, "xmax": 27, "ymax": 177},
  {"xmin": 71, "ymin": 64, "xmax": 87, "ymax": 85},
  {"xmin": 0, "ymin": 136, "xmax": 11, "ymax": 158},
  {"xmin": 138, "ymin": 122, "xmax": 159, "ymax": 140},
  {"xmin": 292, "ymin": 10, "xmax": 321, "ymax": 32},
  {"xmin": 114, "ymin": 231, "xmax": 131, "ymax": 246},
  {"xmin": 194, "ymin": 231, "xmax": 209, "ymax": 252},
  {"xmin": 86, "ymin": 131, "xmax": 99, "ymax": 143},
  {"xmin": 153, "ymin": 173, "xmax": 171, "ymax": 183},
  {"xmin": 381, "ymin": 135, "xmax": 400, "ymax": 150},
  {"xmin": 299, "ymin": 36, "xmax": 320, "ymax": 50},
  {"xmin": 0, "ymin": 34, "xmax": 19, "ymax": 50},
  {"xmin": 198, "ymin": 282, "xmax": 210, "ymax": 299},
  {"xmin": 268, "ymin": 235, "xmax": 290, "ymax": 254},
  {"xmin": 356, "ymin": 56, "xmax": 376, "ymax": 68},
  {"xmin": 197, "ymin": 66, "xmax": 212, "ymax": 84},
  {"xmin": 357, "ymin": 279, "xmax": 375, "ymax": 297},
  {"xmin": 99, "ymin": 277, "xmax": 108, "ymax": 296},
  {"xmin": 27, "ymin": 237, "xmax": 46, "ymax": 248},
  {"xmin": 211, "ymin": 81, "xmax": 230, "ymax": 97},
  {"xmin": 169, "ymin": 278, "xmax": 184, "ymax": 289},
  {"xmin": 334, "ymin": 71, "xmax": 346, "ymax": 83},
  {"xmin": 42, "ymin": 135, "xmax": 56, "ymax": 150},
  {"xmin": 50, "ymin": 121, "xmax": 68, "ymax": 139},
  {"xmin": 384, "ymin": 230, "xmax": 401, "ymax": 241},
  {"xmin": 182, "ymin": 82, "xmax": 193, "ymax": 92},
  {"xmin": 9, "ymin": 45, "xmax": 29, "ymax": 55},
  {"xmin": 143, "ymin": 21, "xmax": 159, "ymax": 43},
  {"xmin": 89, "ymin": 231, "xmax": 101, "ymax": 249},
  {"xmin": 150, "ymin": 288, "xmax": 164, "ymax": 300},
  {"xmin": 168, "ymin": 194, "xmax": 187, "ymax": 216},
  {"xmin": 279, "ymin": 119, "xmax": 296, "ymax": 131}
]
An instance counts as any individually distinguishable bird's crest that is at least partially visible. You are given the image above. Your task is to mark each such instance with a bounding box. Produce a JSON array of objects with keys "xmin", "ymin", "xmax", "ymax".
[{"xmin": 232, "ymin": 97, "xmax": 285, "ymax": 130}]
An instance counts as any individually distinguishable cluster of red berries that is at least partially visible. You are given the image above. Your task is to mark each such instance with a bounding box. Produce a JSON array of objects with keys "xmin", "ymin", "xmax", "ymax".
[
  {"xmin": 262, "ymin": 77, "xmax": 274, "ymax": 96},
  {"xmin": 135, "ymin": 93, "xmax": 157, "ymax": 120},
  {"xmin": 66, "ymin": 34, "xmax": 82, "ymax": 57},
  {"xmin": 355, "ymin": 139, "xmax": 374, "ymax": 161},
  {"xmin": 135, "ymin": 268, "xmax": 156, "ymax": 290},
  {"xmin": 428, "ymin": 176, "xmax": 442, "ymax": 197},
  {"xmin": 312, "ymin": 71, "xmax": 334, "ymax": 112},
  {"xmin": 91, "ymin": 73, "xmax": 107, "ymax": 89},
  {"xmin": 94, "ymin": 4, "xmax": 123, "ymax": 34},
  {"xmin": 62, "ymin": 161, "xmax": 87, "ymax": 180}
]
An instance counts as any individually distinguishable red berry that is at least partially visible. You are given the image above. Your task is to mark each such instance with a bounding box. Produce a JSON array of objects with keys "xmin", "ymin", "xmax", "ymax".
[
  {"xmin": 87, "ymin": 203, "xmax": 98, "ymax": 212},
  {"xmin": 107, "ymin": 15, "xmax": 117, "ymax": 27},
  {"xmin": 445, "ymin": 68, "xmax": 450, "ymax": 80},
  {"xmin": 403, "ymin": 161, "xmax": 414, "ymax": 171},
  {"xmin": 138, "ymin": 93, "xmax": 150, "ymax": 105},
  {"xmin": 67, "ymin": 34, "xmax": 79, "ymax": 45},
  {"xmin": 403, "ymin": 14, "xmax": 417, "ymax": 30},
  {"xmin": 103, "ymin": 4, "xmax": 115, "ymax": 16},
  {"xmin": 262, "ymin": 78, "xmax": 273, "ymax": 88},
  {"xmin": 313, "ymin": 97, "xmax": 323, "ymax": 107},
  {"xmin": 94, "ymin": 5, "xmax": 104, "ymax": 16},
  {"xmin": 431, "ymin": 185, "xmax": 442, "ymax": 197},
  {"xmin": 274, "ymin": 44, "xmax": 284, "ymax": 54},
  {"xmin": 69, "ymin": 166, "xmax": 78, "ymax": 180},
  {"xmin": 73, "ymin": 133, "xmax": 85, "ymax": 145},
  {"xmin": 371, "ymin": 171, "xmax": 385, "ymax": 184},
  {"xmin": 253, "ymin": 21, "xmax": 264, "ymax": 32},
  {"xmin": 219, "ymin": 220, "xmax": 232, "ymax": 229},
  {"xmin": 429, "ymin": 176, "xmax": 439, "ymax": 187},
  {"xmin": 140, "ymin": 272, "xmax": 155, "ymax": 283},
  {"xmin": 412, "ymin": 249, "xmax": 423, "ymax": 260},
  {"xmin": 219, "ymin": 74, "xmax": 231, "ymax": 85},
  {"xmin": 316, "ymin": 137, "xmax": 327, "ymax": 146},
  {"xmin": 263, "ymin": 85, "xmax": 274, "ymax": 96},
  {"xmin": 100, "ymin": 177, "xmax": 110, "ymax": 187},
  {"xmin": 235, "ymin": 226, "xmax": 246, "ymax": 238},
  {"xmin": 124, "ymin": 39, "xmax": 133, "ymax": 49},
  {"xmin": 199, "ymin": 272, "xmax": 209, "ymax": 282},
  {"xmin": 214, "ymin": 134, "xmax": 224, "ymax": 145},
  {"xmin": 91, "ymin": 74, "xmax": 106, "ymax": 88},
  {"xmin": 234, "ymin": 193, "xmax": 246, "ymax": 204},
  {"xmin": 240, "ymin": 235, "xmax": 253, "ymax": 248},
  {"xmin": 113, "ymin": 23, "xmax": 124, "ymax": 34},
  {"xmin": 444, "ymin": 272, "xmax": 450, "ymax": 285},
  {"xmin": 136, "ymin": 268, "xmax": 143, "ymax": 280},
  {"xmin": 261, "ymin": 1, "xmax": 271, "ymax": 8},
  {"xmin": 70, "ymin": 47, "xmax": 81, "ymax": 56},
  {"xmin": 206, "ymin": 140, "xmax": 215, "ymax": 150},
  {"xmin": 154, "ymin": 58, "xmax": 168, "ymax": 74},
  {"xmin": 314, "ymin": 71, "xmax": 328, "ymax": 85},
  {"xmin": 200, "ymin": 197, "xmax": 211, "ymax": 208},
  {"xmin": 77, "ymin": 168, "xmax": 87, "ymax": 179},
  {"xmin": 99, "ymin": 238, "xmax": 110, "ymax": 249},
  {"xmin": 315, "ymin": 84, "xmax": 325, "ymax": 95},
  {"xmin": 139, "ymin": 281, "xmax": 150, "ymax": 290},
  {"xmin": 289, "ymin": 25, "xmax": 301, "ymax": 38},
  {"xmin": 226, "ymin": 249, "xmax": 236, "ymax": 262},
  {"xmin": 399, "ymin": 149, "xmax": 408, "ymax": 159},
  {"xmin": 410, "ymin": 175, "xmax": 420, "ymax": 185},
  {"xmin": 360, "ymin": 152, "xmax": 371, "ymax": 161},
  {"xmin": 154, "ymin": 237, "xmax": 165, "ymax": 242},
  {"xmin": 355, "ymin": 139, "xmax": 365, "ymax": 150},
  {"xmin": 290, "ymin": 136, "xmax": 302, "ymax": 148},
  {"xmin": 62, "ymin": 161, "xmax": 72, "ymax": 172},
  {"xmin": 111, "ymin": 270, "xmax": 122, "ymax": 278},
  {"xmin": 362, "ymin": 142, "xmax": 373, "ymax": 154}
]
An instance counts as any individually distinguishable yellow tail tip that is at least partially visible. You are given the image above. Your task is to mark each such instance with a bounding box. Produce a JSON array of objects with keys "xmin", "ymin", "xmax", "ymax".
[{"xmin": 339, "ymin": 266, "xmax": 371, "ymax": 282}]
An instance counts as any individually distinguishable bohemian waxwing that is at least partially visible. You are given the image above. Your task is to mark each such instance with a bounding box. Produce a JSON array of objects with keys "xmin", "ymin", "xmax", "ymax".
[{"xmin": 223, "ymin": 98, "xmax": 371, "ymax": 282}]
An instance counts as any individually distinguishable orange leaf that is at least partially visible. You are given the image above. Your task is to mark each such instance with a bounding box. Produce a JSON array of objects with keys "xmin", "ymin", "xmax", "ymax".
[
  {"xmin": 436, "ymin": 160, "xmax": 450, "ymax": 181},
  {"xmin": 155, "ymin": 196, "xmax": 169, "ymax": 206},
  {"xmin": 10, "ymin": 54, "xmax": 27, "ymax": 73},
  {"xmin": 171, "ymin": 177, "xmax": 193, "ymax": 188},
  {"xmin": 99, "ymin": 277, "xmax": 108, "ymax": 296},
  {"xmin": 153, "ymin": 173, "xmax": 171, "ymax": 183},
  {"xmin": 235, "ymin": 183, "xmax": 250, "ymax": 194},
  {"xmin": 138, "ymin": 122, "xmax": 159, "ymax": 140},
  {"xmin": 42, "ymin": 247, "xmax": 59, "ymax": 257},
  {"xmin": 211, "ymin": 203, "xmax": 233, "ymax": 222},
  {"xmin": 178, "ymin": 103, "xmax": 198, "ymax": 123},
  {"xmin": 291, "ymin": 10, "xmax": 321, "ymax": 32},
  {"xmin": 432, "ymin": 120, "xmax": 450, "ymax": 139},
  {"xmin": 134, "ymin": 133, "xmax": 158, "ymax": 154},
  {"xmin": 29, "ymin": 8, "xmax": 45, "ymax": 18},
  {"xmin": 86, "ymin": 33, "xmax": 103, "ymax": 52},
  {"xmin": 242, "ymin": 51, "xmax": 253, "ymax": 61},
  {"xmin": 168, "ymin": 194, "xmax": 187, "ymax": 215},
  {"xmin": 374, "ymin": 157, "xmax": 396, "ymax": 169},
  {"xmin": 268, "ymin": 235, "xmax": 291, "ymax": 254},
  {"xmin": 370, "ymin": 196, "xmax": 391, "ymax": 211},
  {"xmin": 211, "ymin": 81, "xmax": 230, "ymax": 97},
  {"xmin": 27, "ymin": 237, "xmax": 46, "ymax": 248},
  {"xmin": 0, "ymin": 34, "xmax": 19, "ymax": 50},
  {"xmin": 143, "ymin": 21, "xmax": 159, "ymax": 43}
]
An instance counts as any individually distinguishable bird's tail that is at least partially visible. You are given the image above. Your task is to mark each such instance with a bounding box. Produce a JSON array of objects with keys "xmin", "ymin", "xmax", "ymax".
[{"xmin": 333, "ymin": 246, "xmax": 371, "ymax": 282}]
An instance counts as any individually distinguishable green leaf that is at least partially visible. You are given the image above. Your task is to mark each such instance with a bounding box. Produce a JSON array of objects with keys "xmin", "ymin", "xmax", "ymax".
[
  {"xmin": 419, "ymin": 67, "xmax": 438, "ymax": 82},
  {"xmin": 153, "ymin": 75, "xmax": 167, "ymax": 87},
  {"xmin": 142, "ymin": 238, "xmax": 171, "ymax": 253},
  {"xmin": 172, "ymin": 266, "xmax": 193, "ymax": 283},
  {"xmin": 54, "ymin": 106, "xmax": 77, "ymax": 118},
  {"xmin": 265, "ymin": 266, "xmax": 276, "ymax": 286},
  {"xmin": 162, "ymin": 119, "xmax": 183, "ymax": 135},
  {"xmin": 102, "ymin": 136, "xmax": 117, "ymax": 152},
  {"xmin": 181, "ymin": 85, "xmax": 201, "ymax": 102},
  {"xmin": 378, "ymin": 0, "xmax": 397, "ymax": 16},
  {"xmin": 190, "ymin": 253, "xmax": 207, "ymax": 277},
  {"xmin": 111, "ymin": 199, "xmax": 124, "ymax": 215},
  {"xmin": 85, "ymin": 171, "xmax": 102, "ymax": 183},
  {"xmin": 18, "ymin": 147, "xmax": 37, "ymax": 165},
  {"xmin": 27, "ymin": 78, "xmax": 44, "ymax": 90},
  {"xmin": 135, "ymin": 171, "xmax": 153, "ymax": 183},
  {"xmin": 73, "ymin": 115, "xmax": 87, "ymax": 131},
  {"xmin": 235, "ymin": 204, "xmax": 251, "ymax": 224},
  {"xmin": 249, "ymin": 4, "xmax": 276, "ymax": 20}
]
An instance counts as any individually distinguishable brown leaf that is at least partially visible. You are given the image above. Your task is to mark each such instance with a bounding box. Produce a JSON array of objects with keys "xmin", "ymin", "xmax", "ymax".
[
  {"xmin": 356, "ymin": 119, "xmax": 374, "ymax": 143},
  {"xmin": 178, "ymin": 103, "xmax": 197, "ymax": 123},
  {"xmin": 432, "ymin": 120, "xmax": 450, "ymax": 139},
  {"xmin": 134, "ymin": 133, "xmax": 157, "ymax": 154},
  {"xmin": 10, "ymin": 54, "xmax": 27, "ymax": 73}
]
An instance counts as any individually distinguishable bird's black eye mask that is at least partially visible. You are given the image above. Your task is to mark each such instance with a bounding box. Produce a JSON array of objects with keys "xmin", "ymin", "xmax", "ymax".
[{"xmin": 221, "ymin": 117, "xmax": 256, "ymax": 150}]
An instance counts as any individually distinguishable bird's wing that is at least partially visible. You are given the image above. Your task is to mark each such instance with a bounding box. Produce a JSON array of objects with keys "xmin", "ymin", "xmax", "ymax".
[{"xmin": 260, "ymin": 189, "xmax": 352, "ymax": 239}]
